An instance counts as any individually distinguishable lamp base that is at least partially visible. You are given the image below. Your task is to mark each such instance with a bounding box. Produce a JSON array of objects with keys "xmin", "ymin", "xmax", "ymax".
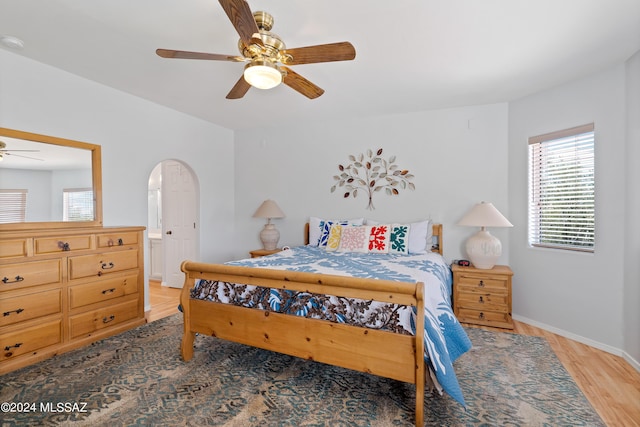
[
  {"xmin": 260, "ymin": 223, "xmax": 280, "ymax": 250},
  {"xmin": 465, "ymin": 230, "xmax": 501, "ymax": 269}
]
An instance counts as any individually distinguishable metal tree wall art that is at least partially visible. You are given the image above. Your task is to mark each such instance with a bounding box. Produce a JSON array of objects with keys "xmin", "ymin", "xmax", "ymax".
[{"xmin": 331, "ymin": 148, "xmax": 415, "ymax": 210}]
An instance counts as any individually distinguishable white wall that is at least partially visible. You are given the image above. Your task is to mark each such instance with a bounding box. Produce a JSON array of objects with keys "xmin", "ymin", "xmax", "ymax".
[
  {"xmin": 624, "ymin": 50, "xmax": 640, "ymax": 365},
  {"xmin": 233, "ymin": 103, "xmax": 510, "ymax": 263},
  {"xmin": 508, "ymin": 65, "xmax": 628, "ymax": 353},
  {"xmin": 0, "ymin": 49, "xmax": 237, "ymax": 309}
]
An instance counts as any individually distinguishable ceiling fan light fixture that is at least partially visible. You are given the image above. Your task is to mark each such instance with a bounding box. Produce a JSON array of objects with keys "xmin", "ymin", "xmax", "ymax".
[{"xmin": 243, "ymin": 60, "xmax": 282, "ymax": 90}]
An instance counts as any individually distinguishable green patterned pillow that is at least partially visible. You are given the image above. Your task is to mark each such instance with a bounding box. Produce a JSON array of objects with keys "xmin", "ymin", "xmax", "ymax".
[{"xmin": 389, "ymin": 224, "xmax": 411, "ymax": 254}]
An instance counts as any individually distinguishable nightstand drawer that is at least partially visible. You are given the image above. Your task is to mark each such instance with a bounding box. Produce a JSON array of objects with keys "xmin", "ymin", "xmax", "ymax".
[
  {"xmin": 456, "ymin": 275, "xmax": 508, "ymax": 292},
  {"xmin": 456, "ymin": 291, "xmax": 509, "ymax": 312},
  {"xmin": 457, "ymin": 308, "xmax": 511, "ymax": 327}
]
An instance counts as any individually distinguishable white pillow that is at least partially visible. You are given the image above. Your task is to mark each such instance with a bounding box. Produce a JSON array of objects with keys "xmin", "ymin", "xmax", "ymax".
[
  {"xmin": 408, "ymin": 220, "xmax": 432, "ymax": 254},
  {"xmin": 308, "ymin": 217, "xmax": 364, "ymax": 246}
]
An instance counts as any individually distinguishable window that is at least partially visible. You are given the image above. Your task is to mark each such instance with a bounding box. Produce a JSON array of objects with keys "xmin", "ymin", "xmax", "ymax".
[
  {"xmin": 528, "ymin": 124, "xmax": 595, "ymax": 252},
  {"xmin": 63, "ymin": 188, "xmax": 94, "ymax": 221},
  {"xmin": 0, "ymin": 189, "xmax": 28, "ymax": 223}
]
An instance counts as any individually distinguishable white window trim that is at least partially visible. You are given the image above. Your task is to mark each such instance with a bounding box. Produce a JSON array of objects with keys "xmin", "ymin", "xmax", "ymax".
[{"xmin": 528, "ymin": 123, "xmax": 595, "ymax": 252}]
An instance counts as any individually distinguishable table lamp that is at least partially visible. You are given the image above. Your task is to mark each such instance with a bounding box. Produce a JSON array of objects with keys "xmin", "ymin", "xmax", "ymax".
[
  {"xmin": 457, "ymin": 201, "xmax": 513, "ymax": 269},
  {"xmin": 253, "ymin": 199, "xmax": 285, "ymax": 250}
]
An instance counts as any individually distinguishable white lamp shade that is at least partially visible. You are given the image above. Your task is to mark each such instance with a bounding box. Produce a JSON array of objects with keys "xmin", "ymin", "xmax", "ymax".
[
  {"xmin": 253, "ymin": 199, "xmax": 285, "ymax": 220},
  {"xmin": 457, "ymin": 202, "xmax": 513, "ymax": 228},
  {"xmin": 458, "ymin": 202, "xmax": 512, "ymax": 269}
]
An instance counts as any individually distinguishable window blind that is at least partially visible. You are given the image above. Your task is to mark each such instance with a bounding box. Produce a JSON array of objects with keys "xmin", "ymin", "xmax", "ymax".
[
  {"xmin": 528, "ymin": 124, "xmax": 595, "ymax": 252},
  {"xmin": 63, "ymin": 188, "xmax": 94, "ymax": 221},
  {"xmin": 0, "ymin": 189, "xmax": 28, "ymax": 223}
]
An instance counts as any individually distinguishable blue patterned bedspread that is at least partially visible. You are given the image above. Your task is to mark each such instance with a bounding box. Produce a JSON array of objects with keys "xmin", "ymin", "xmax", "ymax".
[{"xmin": 192, "ymin": 246, "xmax": 471, "ymax": 406}]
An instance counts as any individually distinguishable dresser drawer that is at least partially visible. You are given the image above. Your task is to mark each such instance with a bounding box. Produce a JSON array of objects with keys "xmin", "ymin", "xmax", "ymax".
[
  {"xmin": 69, "ymin": 273, "xmax": 139, "ymax": 309},
  {"xmin": 97, "ymin": 231, "xmax": 139, "ymax": 248},
  {"xmin": 0, "ymin": 288, "xmax": 62, "ymax": 327},
  {"xmin": 35, "ymin": 235, "xmax": 92, "ymax": 254},
  {"xmin": 0, "ymin": 238, "xmax": 30, "ymax": 259},
  {"xmin": 456, "ymin": 291, "xmax": 509, "ymax": 312},
  {"xmin": 456, "ymin": 275, "xmax": 509, "ymax": 292},
  {"xmin": 457, "ymin": 308, "xmax": 512, "ymax": 327},
  {"xmin": 1, "ymin": 319, "xmax": 62, "ymax": 361},
  {"xmin": 69, "ymin": 299, "xmax": 139, "ymax": 338},
  {"xmin": 68, "ymin": 249, "xmax": 139, "ymax": 280},
  {"xmin": 0, "ymin": 259, "xmax": 62, "ymax": 291}
]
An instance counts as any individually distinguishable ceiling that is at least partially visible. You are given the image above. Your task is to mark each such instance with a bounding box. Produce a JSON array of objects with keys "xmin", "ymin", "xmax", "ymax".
[
  {"xmin": 0, "ymin": 136, "xmax": 91, "ymax": 170},
  {"xmin": 1, "ymin": 0, "xmax": 639, "ymax": 131}
]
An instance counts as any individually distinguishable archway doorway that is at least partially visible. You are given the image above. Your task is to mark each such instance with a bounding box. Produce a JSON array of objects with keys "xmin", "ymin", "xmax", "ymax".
[{"xmin": 148, "ymin": 160, "xmax": 199, "ymax": 289}]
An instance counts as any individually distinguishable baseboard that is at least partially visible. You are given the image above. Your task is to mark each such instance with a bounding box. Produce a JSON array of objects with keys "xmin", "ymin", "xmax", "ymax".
[
  {"xmin": 513, "ymin": 315, "xmax": 640, "ymax": 372},
  {"xmin": 622, "ymin": 350, "xmax": 640, "ymax": 372}
]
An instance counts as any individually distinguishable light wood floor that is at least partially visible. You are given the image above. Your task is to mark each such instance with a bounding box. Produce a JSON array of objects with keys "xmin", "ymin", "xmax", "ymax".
[{"xmin": 145, "ymin": 281, "xmax": 640, "ymax": 426}]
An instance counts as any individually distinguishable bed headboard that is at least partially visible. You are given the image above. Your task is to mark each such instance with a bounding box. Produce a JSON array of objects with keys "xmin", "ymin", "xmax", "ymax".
[{"xmin": 304, "ymin": 223, "xmax": 443, "ymax": 255}]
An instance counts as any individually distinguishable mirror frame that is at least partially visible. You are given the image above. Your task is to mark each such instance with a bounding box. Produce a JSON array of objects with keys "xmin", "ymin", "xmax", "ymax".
[{"xmin": 0, "ymin": 127, "xmax": 103, "ymax": 231}]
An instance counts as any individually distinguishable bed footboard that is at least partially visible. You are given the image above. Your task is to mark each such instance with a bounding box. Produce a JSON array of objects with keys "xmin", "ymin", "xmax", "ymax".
[{"xmin": 180, "ymin": 260, "xmax": 426, "ymax": 426}]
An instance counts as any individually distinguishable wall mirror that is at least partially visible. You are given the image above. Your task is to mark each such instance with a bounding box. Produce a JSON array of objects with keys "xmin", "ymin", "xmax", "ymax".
[{"xmin": 0, "ymin": 127, "xmax": 103, "ymax": 230}]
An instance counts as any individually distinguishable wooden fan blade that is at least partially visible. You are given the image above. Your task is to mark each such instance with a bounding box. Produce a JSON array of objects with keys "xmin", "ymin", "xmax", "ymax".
[
  {"xmin": 281, "ymin": 66, "xmax": 324, "ymax": 99},
  {"xmin": 282, "ymin": 42, "xmax": 356, "ymax": 65},
  {"xmin": 156, "ymin": 49, "xmax": 244, "ymax": 62},
  {"xmin": 226, "ymin": 75, "xmax": 251, "ymax": 99},
  {"xmin": 218, "ymin": 0, "xmax": 263, "ymax": 47}
]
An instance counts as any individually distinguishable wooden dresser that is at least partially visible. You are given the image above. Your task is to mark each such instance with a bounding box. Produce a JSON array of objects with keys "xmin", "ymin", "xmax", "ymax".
[
  {"xmin": 0, "ymin": 226, "xmax": 146, "ymax": 374},
  {"xmin": 452, "ymin": 264, "xmax": 513, "ymax": 329}
]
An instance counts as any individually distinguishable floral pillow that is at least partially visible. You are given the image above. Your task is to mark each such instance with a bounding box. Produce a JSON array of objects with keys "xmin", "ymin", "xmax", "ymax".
[
  {"xmin": 368, "ymin": 224, "xmax": 391, "ymax": 253},
  {"xmin": 309, "ymin": 217, "xmax": 364, "ymax": 246},
  {"xmin": 337, "ymin": 226, "xmax": 370, "ymax": 253},
  {"xmin": 389, "ymin": 224, "xmax": 411, "ymax": 254},
  {"xmin": 325, "ymin": 224, "xmax": 343, "ymax": 252}
]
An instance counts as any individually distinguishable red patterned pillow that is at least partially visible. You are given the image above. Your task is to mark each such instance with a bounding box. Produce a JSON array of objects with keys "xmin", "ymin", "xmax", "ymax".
[{"xmin": 368, "ymin": 224, "xmax": 391, "ymax": 253}]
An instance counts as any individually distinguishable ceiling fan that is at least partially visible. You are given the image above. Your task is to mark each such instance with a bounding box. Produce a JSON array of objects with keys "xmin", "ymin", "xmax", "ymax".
[
  {"xmin": 156, "ymin": 0, "xmax": 356, "ymax": 100},
  {"xmin": 0, "ymin": 140, "xmax": 42, "ymax": 162}
]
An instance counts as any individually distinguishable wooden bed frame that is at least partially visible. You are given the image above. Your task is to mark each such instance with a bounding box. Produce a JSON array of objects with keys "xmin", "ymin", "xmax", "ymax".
[{"xmin": 179, "ymin": 223, "xmax": 443, "ymax": 426}]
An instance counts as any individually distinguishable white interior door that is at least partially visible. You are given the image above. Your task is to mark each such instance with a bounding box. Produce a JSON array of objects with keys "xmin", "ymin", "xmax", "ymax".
[{"xmin": 162, "ymin": 160, "xmax": 197, "ymax": 288}]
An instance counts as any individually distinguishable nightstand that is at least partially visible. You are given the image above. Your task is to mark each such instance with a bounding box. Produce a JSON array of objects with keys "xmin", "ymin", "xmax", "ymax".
[
  {"xmin": 452, "ymin": 264, "xmax": 513, "ymax": 329},
  {"xmin": 249, "ymin": 248, "xmax": 282, "ymax": 258}
]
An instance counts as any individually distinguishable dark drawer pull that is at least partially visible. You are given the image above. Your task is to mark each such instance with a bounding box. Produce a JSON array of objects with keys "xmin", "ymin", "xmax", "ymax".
[
  {"xmin": 102, "ymin": 288, "xmax": 116, "ymax": 295},
  {"xmin": 58, "ymin": 241, "xmax": 70, "ymax": 251},
  {"xmin": 101, "ymin": 262, "xmax": 115, "ymax": 270},
  {"xmin": 478, "ymin": 312, "xmax": 485, "ymax": 319},
  {"xmin": 478, "ymin": 280, "xmax": 485, "ymax": 287},
  {"xmin": 118, "ymin": 238, "xmax": 124, "ymax": 246},
  {"xmin": 2, "ymin": 276, "xmax": 24, "ymax": 284},
  {"xmin": 3, "ymin": 308, "xmax": 24, "ymax": 317},
  {"xmin": 103, "ymin": 315, "xmax": 115, "ymax": 324},
  {"xmin": 478, "ymin": 296, "xmax": 484, "ymax": 303},
  {"xmin": 4, "ymin": 343, "xmax": 23, "ymax": 351}
]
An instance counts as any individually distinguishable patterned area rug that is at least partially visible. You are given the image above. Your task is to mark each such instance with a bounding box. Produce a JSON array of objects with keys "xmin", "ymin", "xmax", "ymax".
[{"xmin": 0, "ymin": 314, "xmax": 604, "ymax": 426}]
